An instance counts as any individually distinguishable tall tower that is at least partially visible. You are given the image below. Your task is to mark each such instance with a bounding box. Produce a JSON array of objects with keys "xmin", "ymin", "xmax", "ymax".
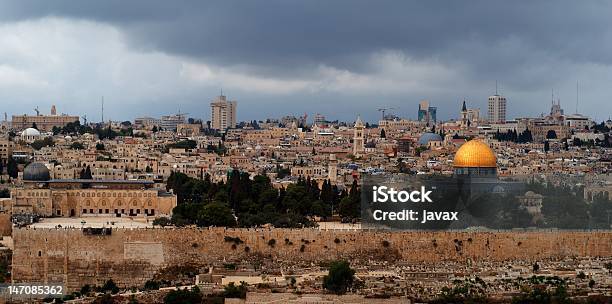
[
  {"xmin": 210, "ymin": 94, "xmax": 237, "ymax": 130},
  {"xmin": 353, "ymin": 116, "xmax": 365, "ymax": 157},
  {"xmin": 487, "ymin": 94, "xmax": 507, "ymax": 123},
  {"xmin": 460, "ymin": 100, "xmax": 468, "ymax": 128},
  {"xmin": 51, "ymin": 105, "xmax": 57, "ymax": 116},
  {"xmin": 328, "ymin": 154, "xmax": 338, "ymax": 183}
]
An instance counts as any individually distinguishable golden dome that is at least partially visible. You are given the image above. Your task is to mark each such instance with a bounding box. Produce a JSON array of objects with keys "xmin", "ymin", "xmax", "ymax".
[{"xmin": 453, "ymin": 139, "xmax": 497, "ymax": 168}]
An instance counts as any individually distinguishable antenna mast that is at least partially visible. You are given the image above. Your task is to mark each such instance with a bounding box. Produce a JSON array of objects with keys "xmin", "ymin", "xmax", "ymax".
[
  {"xmin": 551, "ymin": 89, "xmax": 554, "ymax": 105},
  {"xmin": 101, "ymin": 96, "xmax": 105, "ymax": 123},
  {"xmin": 575, "ymin": 81, "xmax": 579, "ymax": 114}
]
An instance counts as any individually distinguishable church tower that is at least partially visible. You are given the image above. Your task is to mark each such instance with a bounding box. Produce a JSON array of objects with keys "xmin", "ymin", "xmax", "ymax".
[
  {"xmin": 460, "ymin": 100, "xmax": 469, "ymax": 129},
  {"xmin": 353, "ymin": 116, "xmax": 365, "ymax": 157}
]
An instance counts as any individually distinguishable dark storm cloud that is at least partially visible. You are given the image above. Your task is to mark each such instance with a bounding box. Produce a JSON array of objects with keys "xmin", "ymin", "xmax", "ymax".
[
  {"xmin": 0, "ymin": 1, "xmax": 611, "ymax": 121},
  {"xmin": 3, "ymin": 1, "xmax": 612, "ymax": 76}
]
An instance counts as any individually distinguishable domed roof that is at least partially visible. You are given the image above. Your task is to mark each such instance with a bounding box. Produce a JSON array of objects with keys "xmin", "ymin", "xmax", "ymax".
[
  {"xmin": 23, "ymin": 162, "xmax": 51, "ymax": 181},
  {"xmin": 21, "ymin": 128, "xmax": 41, "ymax": 136},
  {"xmin": 418, "ymin": 133, "xmax": 443, "ymax": 146},
  {"xmin": 453, "ymin": 139, "xmax": 497, "ymax": 168}
]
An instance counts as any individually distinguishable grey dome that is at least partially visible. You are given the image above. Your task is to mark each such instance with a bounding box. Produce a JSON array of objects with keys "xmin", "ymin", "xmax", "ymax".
[
  {"xmin": 23, "ymin": 162, "xmax": 51, "ymax": 181},
  {"xmin": 418, "ymin": 133, "xmax": 443, "ymax": 146}
]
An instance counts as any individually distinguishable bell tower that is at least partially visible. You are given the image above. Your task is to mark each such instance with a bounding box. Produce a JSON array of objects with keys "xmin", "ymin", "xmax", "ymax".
[{"xmin": 353, "ymin": 116, "xmax": 365, "ymax": 157}]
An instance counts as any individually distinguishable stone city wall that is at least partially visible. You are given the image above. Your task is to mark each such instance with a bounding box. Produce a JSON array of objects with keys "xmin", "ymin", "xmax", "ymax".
[
  {"xmin": 0, "ymin": 214, "xmax": 11, "ymax": 236},
  {"xmin": 11, "ymin": 228, "xmax": 612, "ymax": 291}
]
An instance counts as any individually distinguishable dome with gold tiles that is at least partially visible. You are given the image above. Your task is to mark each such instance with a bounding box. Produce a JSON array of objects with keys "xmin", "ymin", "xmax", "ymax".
[{"xmin": 453, "ymin": 139, "xmax": 497, "ymax": 168}]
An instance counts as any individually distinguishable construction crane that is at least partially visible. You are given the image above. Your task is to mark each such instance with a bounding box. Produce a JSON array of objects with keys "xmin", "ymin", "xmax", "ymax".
[
  {"xmin": 81, "ymin": 115, "xmax": 88, "ymax": 125},
  {"xmin": 377, "ymin": 107, "xmax": 395, "ymax": 120},
  {"xmin": 34, "ymin": 106, "xmax": 40, "ymax": 116}
]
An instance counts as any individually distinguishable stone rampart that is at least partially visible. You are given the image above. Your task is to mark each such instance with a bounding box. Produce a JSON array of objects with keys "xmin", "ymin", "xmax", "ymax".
[{"xmin": 11, "ymin": 228, "xmax": 612, "ymax": 291}]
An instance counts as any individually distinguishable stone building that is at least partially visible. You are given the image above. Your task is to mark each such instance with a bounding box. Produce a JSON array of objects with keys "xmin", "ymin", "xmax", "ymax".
[
  {"xmin": 0, "ymin": 138, "xmax": 13, "ymax": 165},
  {"xmin": 176, "ymin": 123, "xmax": 201, "ymax": 137},
  {"xmin": 9, "ymin": 163, "xmax": 176, "ymax": 219},
  {"xmin": 12, "ymin": 105, "xmax": 79, "ymax": 131}
]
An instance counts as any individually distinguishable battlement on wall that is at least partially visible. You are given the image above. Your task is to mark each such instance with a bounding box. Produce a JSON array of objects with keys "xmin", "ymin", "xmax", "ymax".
[{"xmin": 11, "ymin": 228, "xmax": 612, "ymax": 291}]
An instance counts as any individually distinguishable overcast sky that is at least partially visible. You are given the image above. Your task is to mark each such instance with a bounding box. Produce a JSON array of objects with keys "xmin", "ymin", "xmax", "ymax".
[{"xmin": 0, "ymin": 1, "xmax": 611, "ymax": 123}]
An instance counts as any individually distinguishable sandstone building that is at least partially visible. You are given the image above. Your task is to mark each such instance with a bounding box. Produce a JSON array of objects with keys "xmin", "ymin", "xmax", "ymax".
[
  {"xmin": 11, "ymin": 105, "xmax": 79, "ymax": 131},
  {"xmin": 8, "ymin": 163, "xmax": 176, "ymax": 219}
]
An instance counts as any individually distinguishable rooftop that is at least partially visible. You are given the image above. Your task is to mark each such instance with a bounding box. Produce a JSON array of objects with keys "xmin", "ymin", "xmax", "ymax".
[{"xmin": 25, "ymin": 179, "xmax": 155, "ymax": 184}]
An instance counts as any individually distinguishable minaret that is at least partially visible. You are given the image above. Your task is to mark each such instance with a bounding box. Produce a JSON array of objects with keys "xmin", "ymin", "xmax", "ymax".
[
  {"xmin": 51, "ymin": 105, "xmax": 57, "ymax": 116},
  {"xmin": 328, "ymin": 154, "xmax": 337, "ymax": 183},
  {"xmin": 353, "ymin": 116, "xmax": 365, "ymax": 157}
]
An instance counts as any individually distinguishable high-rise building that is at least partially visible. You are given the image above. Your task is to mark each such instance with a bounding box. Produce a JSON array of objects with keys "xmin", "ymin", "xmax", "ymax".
[
  {"xmin": 160, "ymin": 114, "xmax": 185, "ymax": 131},
  {"xmin": 417, "ymin": 100, "xmax": 437, "ymax": 125},
  {"xmin": 210, "ymin": 95, "xmax": 237, "ymax": 130},
  {"xmin": 487, "ymin": 94, "xmax": 507, "ymax": 123},
  {"xmin": 314, "ymin": 113, "xmax": 326, "ymax": 126}
]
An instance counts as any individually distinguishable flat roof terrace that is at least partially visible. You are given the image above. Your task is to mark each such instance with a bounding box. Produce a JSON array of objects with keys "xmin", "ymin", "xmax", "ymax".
[
  {"xmin": 24, "ymin": 179, "xmax": 156, "ymax": 190},
  {"xmin": 28, "ymin": 216, "xmax": 155, "ymax": 228}
]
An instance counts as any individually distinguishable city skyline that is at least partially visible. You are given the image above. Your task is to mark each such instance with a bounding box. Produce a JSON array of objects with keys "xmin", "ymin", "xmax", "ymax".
[
  {"xmin": 1, "ymin": 1, "xmax": 612, "ymax": 123},
  {"xmin": 0, "ymin": 2, "xmax": 610, "ymax": 303}
]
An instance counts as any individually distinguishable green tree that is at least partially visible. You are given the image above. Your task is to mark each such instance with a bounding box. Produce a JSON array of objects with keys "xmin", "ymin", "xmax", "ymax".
[
  {"xmin": 80, "ymin": 284, "xmax": 92, "ymax": 296},
  {"xmin": 323, "ymin": 260, "xmax": 355, "ymax": 294},
  {"xmin": 69, "ymin": 142, "xmax": 85, "ymax": 150},
  {"xmin": 222, "ymin": 282, "xmax": 248, "ymax": 299},
  {"xmin": 7, "ymin": 158, "xmax": 18, "ymax": 179},
  {"xmin": 163, "ymin": 286, "xmax": 202, "ymax": 304},
  {"xmin": 338, "ymin": 180, "xmax": 360, "ymax": 219},
  {"xmin": 102, "ymin": 279, "xmax": 119, "ymax": 294},
  {"xmin": 152, "ymin": 217, "xmax": 171, "ymax": 227},
  {"xmin": 143, "ymin": 280, "xmax": 161, "ymax": 290},
  {"xmin": 197, "ymin": 202, "xmax": 236, "ymax": 227},
  {"xmin": 80, "ymin": 165, "xmax": 93, "ymax": 179},
  {"xmin": 31, "ymin": 137, "xmax": 55, "ymax": 150}
]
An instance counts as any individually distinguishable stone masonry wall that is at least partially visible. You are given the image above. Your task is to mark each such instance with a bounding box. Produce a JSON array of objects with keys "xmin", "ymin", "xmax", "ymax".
[{"xmin": 11, "ymin": 228, "xmax": 612, "ymax": 291}]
